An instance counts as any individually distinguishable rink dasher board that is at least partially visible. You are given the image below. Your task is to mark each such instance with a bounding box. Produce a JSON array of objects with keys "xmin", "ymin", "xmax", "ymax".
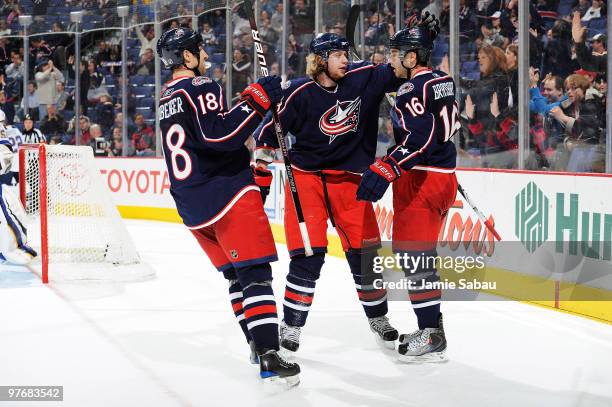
[{"xmin": 90, "ymin": 158, "xmax": 612, "ymax": 323}]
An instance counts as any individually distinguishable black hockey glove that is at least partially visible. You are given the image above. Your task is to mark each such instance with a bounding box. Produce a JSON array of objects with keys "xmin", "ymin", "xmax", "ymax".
[{"xmin": 419, "ymin": 11, "xmax": 440, "ymax": 41}]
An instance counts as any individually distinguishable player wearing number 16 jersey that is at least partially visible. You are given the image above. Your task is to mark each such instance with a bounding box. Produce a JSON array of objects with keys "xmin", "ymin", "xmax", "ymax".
[
  {"xmin": 157, "ymin": 28, "xmax": 299, "ymax": 386},
  {"xmin": 357, "ymin": 25, "xmax": 460, "ymax": 363}
]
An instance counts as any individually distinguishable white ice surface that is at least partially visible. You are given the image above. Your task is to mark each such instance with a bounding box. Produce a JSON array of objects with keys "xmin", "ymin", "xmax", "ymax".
[{"xmin": 1, "ymin": 219, "xmax": 611, "ymax": 407}]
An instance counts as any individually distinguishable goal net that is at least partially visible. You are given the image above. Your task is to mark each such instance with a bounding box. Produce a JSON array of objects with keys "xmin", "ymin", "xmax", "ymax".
[{"xmin": 18, "ymin": 144, "xmax": 154, "ymax": 283}]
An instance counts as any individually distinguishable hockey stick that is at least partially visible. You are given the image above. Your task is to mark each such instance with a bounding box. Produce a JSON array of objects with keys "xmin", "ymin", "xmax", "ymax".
[
  {"xmin": 243, "ymin": 0, "xmax": 314, "ymax": 257},
  {"xmin": 346, "ymin": 4, "xmax": 362, "ymax": 61},
  {"xmin": 346, "ymin": 5, "xmax": 397, "ymax": 106},
  {"xmin": 457, "ymin": 184, "xmax": 502, "ymax": 241}
]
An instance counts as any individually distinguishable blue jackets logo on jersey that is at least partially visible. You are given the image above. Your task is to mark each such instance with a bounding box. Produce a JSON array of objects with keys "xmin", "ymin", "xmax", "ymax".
[{"xmin": 318, "ymin": 97, "xmax": 362, "ymax": 144}]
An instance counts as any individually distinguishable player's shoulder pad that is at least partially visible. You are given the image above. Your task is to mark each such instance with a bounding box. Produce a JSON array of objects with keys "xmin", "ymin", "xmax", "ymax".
[
  {"xmin": 191, "ymin": 76, "xmax": 214, "ymax": 87},
  {"xmin": 281, "ymin": 77, "xmax": 314, "ymax": 97},
  {"xmin": 431, "ymin": 70, "xmax": 452, "ymax": 79},
  {"xmin": 346, "ymin": 60, "xmax": 374, "ymax": 74},
  {"xmin": 396, "ymin": 80, "xmax": 419, "ymax": 99},
  {"xmin": 161, "ymin": 76, "xmax": 217, "ymax": 98}
]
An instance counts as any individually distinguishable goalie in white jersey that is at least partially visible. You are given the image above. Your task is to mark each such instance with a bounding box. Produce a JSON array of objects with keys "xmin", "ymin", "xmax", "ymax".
[{"xmin": 0, "ymin": 109, "xmax": 37, "ymax": 265}]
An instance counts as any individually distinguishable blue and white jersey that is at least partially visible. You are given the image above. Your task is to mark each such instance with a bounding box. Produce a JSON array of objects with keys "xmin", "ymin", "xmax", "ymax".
[{"xmin": 0, "ymin": 126, "xmax": 24, "ymax": 180}]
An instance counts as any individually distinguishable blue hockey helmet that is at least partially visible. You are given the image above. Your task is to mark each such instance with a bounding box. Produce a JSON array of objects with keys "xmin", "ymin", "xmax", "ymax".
[
  {"xmin": 309, "ymin": 33, "xmax": 350, "ymax": 59},
  {"xmin": 389, "ymin": 26, "xmax": 434, "ymax": 64},
  {"xmin": 157, "ymin": 27, "xmax": 203, "ymax": 70}
]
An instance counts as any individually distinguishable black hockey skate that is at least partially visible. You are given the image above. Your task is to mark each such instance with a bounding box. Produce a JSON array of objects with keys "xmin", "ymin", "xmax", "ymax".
[
  {"xmin": 368, "ymin": 315, "xmax": 398, "ymax": 349},
  {"xmin": 248, "ymin": 340, "xmax": 259, "ymax": 364},
  {"xmin": 279, "ymin": 320, "xmax": 301, "ymax": 353},
  {"xmin": 259, "ymin": 350, "xmax": 300, "ymax": 387},
  {"xmin": 398, "ymin": 314, "xmax": 447, "ymax": 363}
]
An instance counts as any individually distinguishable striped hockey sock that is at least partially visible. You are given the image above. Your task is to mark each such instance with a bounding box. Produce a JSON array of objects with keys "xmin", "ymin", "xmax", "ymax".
[
  {"xmin": 283, "ymin": 274, "xmax": 316, "ymax": 327},
  {"xmin": 353, "ymin": 273, "xmax": 388, "ymax": 318},
  {"xmin": 242, "ymin": 281, "xmax": 279, "ymax": 351},
  {"xmin": 228, "ymin": 280, "xmax": 251, "ymax": 343},
  {"xmin": 346, "ymin": 251, "xmax": 388, "ymax": 318},
  {"xmin": 406, "ymin": 269, "xmax": 442, "ymax": 329}
]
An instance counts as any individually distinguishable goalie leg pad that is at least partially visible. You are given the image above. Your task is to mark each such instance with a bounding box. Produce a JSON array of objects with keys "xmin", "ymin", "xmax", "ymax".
[{"xmin": 0, "ymin": 186, "xmax": 37, "ymax": 265}]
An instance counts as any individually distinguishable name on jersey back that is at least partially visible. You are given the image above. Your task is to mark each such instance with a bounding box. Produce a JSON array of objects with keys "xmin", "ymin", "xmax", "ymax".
[
  {"xmin": 159, "ymin": 96, "xmax": 184, "ymax": 120},
  {"xmin": 432, "ymin": 82, "xmax": 454, "ymax": 100}
]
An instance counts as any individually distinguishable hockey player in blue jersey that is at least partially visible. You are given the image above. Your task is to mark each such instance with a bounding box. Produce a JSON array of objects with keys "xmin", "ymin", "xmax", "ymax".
[
  {"xmin": 254, "ymin": 16, "xmax": 441, "ymax": 355},
  {"xmin": 0, "ymin": 109, "xmax": 37, "ymax": 265},
  {"xmin": 357, "ymin": 25, "xmax": 460, "ymax": 362},
  {"xmin": 156, "ymin": 28, "xmax": 299, "ymax": 385}
]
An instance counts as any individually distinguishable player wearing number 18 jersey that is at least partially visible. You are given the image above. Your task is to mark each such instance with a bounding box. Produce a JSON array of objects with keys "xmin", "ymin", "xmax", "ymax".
[
  {"xmin": 157, "ymin": 27, "xmax": 299, "ymax": 385},
  {"xmin": 357, "ymin": 25, "xmax": 460, "ymax": 362}
]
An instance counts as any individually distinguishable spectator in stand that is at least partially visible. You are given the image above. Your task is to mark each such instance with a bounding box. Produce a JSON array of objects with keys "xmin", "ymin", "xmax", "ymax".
[
  {"xmin": 30, "ymin": 38, "xmax": 53, "ymax": 67},
  {"xmin": 271, "ymin": 3, "xmax": 285, "ymax": 34},
  {"xmin": 574, "ymin": 0, "xmax": 592, "ymax": 17},
  {"xmin": 95, "ymin": 40, "xmax": 112, "ymax": 66},
  {"xmin": 542, "ymin": 19, "xmax": 575, "ymax": 78},
  {"xmin": 581, "ymin": 0, "xmax": 606, "ymax": 22},
  {"xmin": 21, "ymin": 114, "xmax": 46, "ymax": 144},
  {"xmin": 55, "ymin": 81, "xmax": 72, "ymax": 113},
  {"xmin": 0, "ymin": 38, "xmax": 9, "ymax": 69},
  {"xmin": 481, "ymin": 16, "xmax": 507, "ymax": 48},
  {"xmin": 18, "ymin": 81, "xmax": 40, "ymax": 121},
  {"xmin": 201, "ymin": 22, "xmax": 218, "ymax": 48},
  {"xmin": 231, "ymin": 48, "xmax": 251, "ymax": 99},
  {"xmin": 112, "ymin": 111, "xmax": 134, "ymax": 138},
  {"xmin": 212, "ymin": 65, "xmax": 225, "ymax": 85},
  {"xmin": 94, "ymin": 94, "xmax": 115, "ymax": 136},
  {"xmin": 572, "ymin": 11, "xmax": 607, "ymax": 74},
  {"xmin": 0, "ymin": 90, "xmax": 14, "ymax": 125},
  {"xmin": 131, "ymin": 113, "xmax": 155, "ymax": 156},
  {"xmin": 364, "ymin": 12, "xmax": 393, "ymax": 46},
  {"xmin": 88, "ymin": 124, "xmax": 108, "ymax": 156},
  {"xmin": 134, "ymin": 48, "xmax": 155, "ymax": 76},
  {"xmin": 376, "ymin": 118, "xmax": 394, "ymax": 158},
  {"xmin": 107, "ymin": 126, "xmax": 125, "ymax": 157},
  {"xmin": 465, "ymin": 91, "xmax": 518, "ymax": 169},
  {"xmin": 505, "ymin": 44, "xmax": 518, "ymax": 107},
  {"xmin": 40, "ymin": 104, "xmax": 66, "ymax": 141},
  {"xmin": 291, "ymin": 0, "xmax": 314, "ymax": 39},
  {"xmin": 77, "ymin": 115, "xmax": 92, "ymax": 145},
  {"xmin": 463, "ymin": 45, "xmax": 510, "ymax": 117},
  {"xmin": 0, "ymin": 68, "xmax": 17, "ymax": 123},
  {"xmin": 550, "ymin": 73, "xmax": 605, "ymax": 144},
  {"xmin": 34, "ymin": 58, "xmax": 64, "ymax": 120},
  {"xmin": 65, "ymin": 115, "xmax": 92, "ymax": 145},
  {"xmin": 67, "ymin": 55, "xmax": 89, "ymax": 115},
  {"xmin": 0, "ymin": 20, "xmax": 10, "ymax": 36},
  {"xmin": 85, "ymin": 59, "xmax": 107, "ymax": 106},
  {"xmin": 135, "ymin": 25, "xmax": 156, "ymax": 57},
  {"xmin": 259, "ymin": 17, "xmax": 278, "ymax": 50},
  {"xmin": 5, "ymin": 52, "xmax": 24, "ymax": 83}
]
